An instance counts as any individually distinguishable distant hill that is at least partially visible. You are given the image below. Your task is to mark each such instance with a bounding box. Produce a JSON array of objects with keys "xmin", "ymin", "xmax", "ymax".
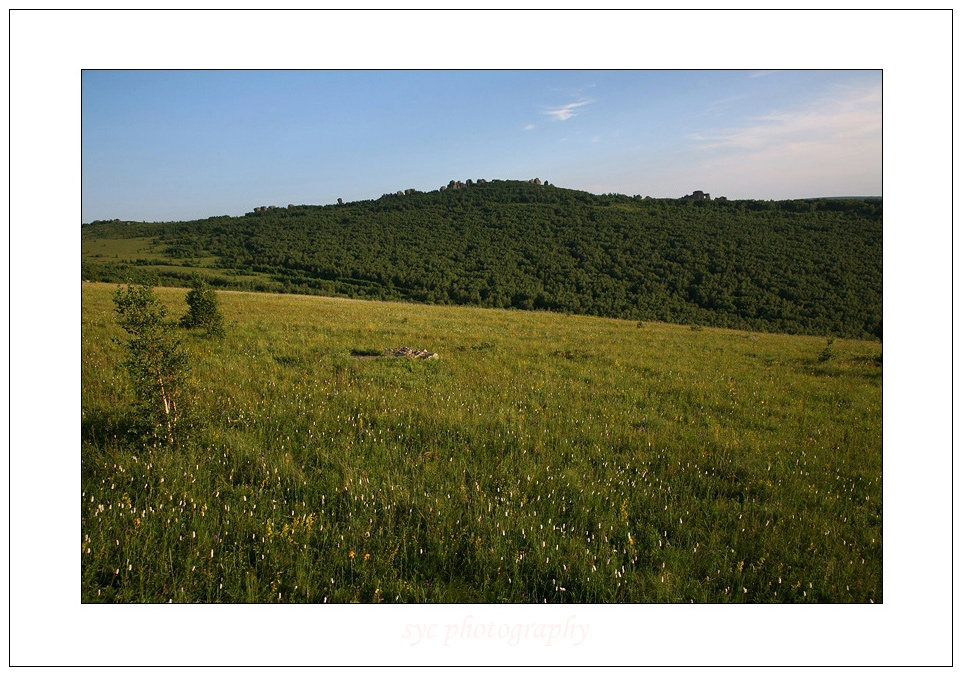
[{"xmin": 82, "ymin": 179, "xmax": 882, "ymax": 339}]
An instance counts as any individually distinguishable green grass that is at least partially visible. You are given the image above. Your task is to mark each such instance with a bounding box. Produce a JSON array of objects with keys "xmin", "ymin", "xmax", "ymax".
[
  {"xmin": 82, "ymin": 234, "xmax": 224, "ymax": 269},
  {"xmin": 81, "ymin": 235, "xmax": 160, "ymax": 260},
  {"xmin": 81, "ymin": 234, "xmax": 265, "ymax": 287},
  {"xmin": 81, "ymin": 282, "xmax": 882, "ymax": 603}
]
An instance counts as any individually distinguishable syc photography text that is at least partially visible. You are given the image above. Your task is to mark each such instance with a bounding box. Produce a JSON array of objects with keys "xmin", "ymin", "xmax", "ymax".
[{"xmin": 402, "ymin": 614, "xmax": 590, "ymax": 647}]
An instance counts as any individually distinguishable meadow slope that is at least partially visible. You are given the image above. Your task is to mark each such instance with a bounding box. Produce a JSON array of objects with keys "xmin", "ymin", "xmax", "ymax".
[{"xmin": 82, "ymin": 283, "xmax": 882, "ymax": 602}]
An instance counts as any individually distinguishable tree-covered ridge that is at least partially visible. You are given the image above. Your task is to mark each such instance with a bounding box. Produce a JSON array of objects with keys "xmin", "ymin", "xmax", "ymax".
[{"xmin": 82, "ymin": 180, "xmax": 882, "ymax": 339}]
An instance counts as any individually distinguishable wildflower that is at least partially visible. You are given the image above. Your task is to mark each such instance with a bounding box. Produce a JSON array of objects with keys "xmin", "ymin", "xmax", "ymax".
[{"xmin": 349, "ymin": 550, "xmax": 355, "ymax": 559}]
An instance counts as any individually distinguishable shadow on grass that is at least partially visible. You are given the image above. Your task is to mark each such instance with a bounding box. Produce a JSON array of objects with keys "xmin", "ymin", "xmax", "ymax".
[
  {"xmin": 792, "ymin": 353, "xmax": 882, "ymax": 381},
  {"xmin": 81, "ymin": 406, "xmax": 147, "ymax": 447}
]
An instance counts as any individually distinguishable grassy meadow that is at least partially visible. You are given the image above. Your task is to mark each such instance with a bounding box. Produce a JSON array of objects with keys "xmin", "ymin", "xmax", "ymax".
[{"xmin": 81, "ymin": 282, "xmax": 882, "ymax": 603}]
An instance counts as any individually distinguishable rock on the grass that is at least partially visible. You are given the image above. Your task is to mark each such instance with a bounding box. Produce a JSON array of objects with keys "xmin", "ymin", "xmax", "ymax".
[{"xmin": 385, "ymin": 347, "xmax": 438, "ymax": 360}]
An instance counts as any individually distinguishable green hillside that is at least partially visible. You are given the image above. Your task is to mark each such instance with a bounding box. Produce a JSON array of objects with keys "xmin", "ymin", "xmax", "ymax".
[{"xmin": 82, "ymin": 179, "xmax": 882, "ymax": 339}]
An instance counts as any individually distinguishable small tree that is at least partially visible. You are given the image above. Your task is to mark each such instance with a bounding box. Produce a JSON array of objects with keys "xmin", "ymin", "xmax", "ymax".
[
  {"xmin": 180, "ymin": 277, "xmax": 225, "ymax": 337},
  {"xmin": 114, "ymin": 284, "xmax": 191, "ymax": 444}
]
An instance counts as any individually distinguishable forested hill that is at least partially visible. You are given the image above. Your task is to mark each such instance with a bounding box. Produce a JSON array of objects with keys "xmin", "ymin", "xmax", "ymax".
[{"xmin": 82, "ymin": 179, "xmax": 882, "ymax": 339}]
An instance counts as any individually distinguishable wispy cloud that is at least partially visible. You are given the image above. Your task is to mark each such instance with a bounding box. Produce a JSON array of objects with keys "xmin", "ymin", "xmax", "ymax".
[
  {"xmin": 689, "ymin": 83, "xmax": 881, "ymax": 196},
  {"xmin": 543, "ymin": 99, "xmax": 594, "ymax": 121},
  {"xmin": 524, "ymin": 124, "xmax": 536, "ymax": 131},
  {"xmin": 696, "ymin": 84, "xmax": 880, "ymax": 152}
]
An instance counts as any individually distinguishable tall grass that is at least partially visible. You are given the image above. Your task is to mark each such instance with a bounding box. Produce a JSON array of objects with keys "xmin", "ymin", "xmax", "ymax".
[{"xmin": 81, "ymin": 283, "xmax": 882, "ymax": 602}]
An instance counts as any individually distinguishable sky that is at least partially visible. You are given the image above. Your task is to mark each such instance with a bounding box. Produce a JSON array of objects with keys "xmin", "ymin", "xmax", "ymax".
[{"xmin": 81, "ymin": 69, "xmax": 882, "ymax": 222}]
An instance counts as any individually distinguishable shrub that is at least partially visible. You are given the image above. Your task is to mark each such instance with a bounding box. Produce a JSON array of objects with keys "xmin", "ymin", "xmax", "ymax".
[
  {"xmin": 180, "ymin": 277, "xmax": 225, "ymax": 337},
  {"xmin": 114, "ymin": 284, "xmax": 191, "ymax": 444},
  {"xmin": 818, "ymin": 337, "xmax": 835, "ymax": 362}
]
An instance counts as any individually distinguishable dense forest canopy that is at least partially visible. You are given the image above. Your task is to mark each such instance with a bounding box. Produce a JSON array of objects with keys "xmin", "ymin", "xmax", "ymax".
[{"xmin": 82, "ymin": 180, "xmax": 882, "ymax": 339}]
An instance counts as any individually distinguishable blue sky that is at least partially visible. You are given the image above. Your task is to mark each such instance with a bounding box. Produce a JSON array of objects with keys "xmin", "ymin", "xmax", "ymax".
[{"xmin": 81, "ymin": 69, "xmax": 881, "ymax": 222}]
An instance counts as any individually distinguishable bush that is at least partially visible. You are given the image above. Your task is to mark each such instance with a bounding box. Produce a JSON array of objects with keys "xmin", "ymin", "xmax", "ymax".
[
  {"xmin": 818, "ymin": 337, "xmax": 835, "ymax": 362},
  {"xmin": 180, "ymin": 277, "xmax": 225, "ymax": 337},
  {"xmin": 114, "ymin": 284, "xmax": 191, "ymax": 444}
]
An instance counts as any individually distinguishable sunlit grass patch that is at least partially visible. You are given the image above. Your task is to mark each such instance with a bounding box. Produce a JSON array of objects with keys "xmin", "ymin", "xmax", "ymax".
[{"xmin": 82, "ymin": 283, "xmax": 882, "ymax": 602}]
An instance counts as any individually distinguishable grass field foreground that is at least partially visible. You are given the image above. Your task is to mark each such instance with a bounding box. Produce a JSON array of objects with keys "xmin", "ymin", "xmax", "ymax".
[{"xmin": 81, "ymin": 283, "xmax": 882, "ymax": 602}]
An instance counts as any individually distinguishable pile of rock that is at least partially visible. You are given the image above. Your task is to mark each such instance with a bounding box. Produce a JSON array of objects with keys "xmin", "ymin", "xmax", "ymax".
[{"xmin": 384, "ymin": 347, "xmax": 439, "ymax": 360}]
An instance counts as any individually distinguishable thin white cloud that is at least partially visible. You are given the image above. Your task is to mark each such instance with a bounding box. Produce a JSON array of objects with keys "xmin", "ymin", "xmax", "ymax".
[
  {"xmin": 543, "ymin": 99, "xmax": 594, "ymax": 121},
  {"xmin": 690, "ymin": 83, "xmax": 881, "ymax": 196},
  {"xmin": 524, "ymin": 124, "xmax": 536, "ymax": 131},
  {"xmin": 697, "ymin": 83, "xmax": 880, "ymax": 151}
]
